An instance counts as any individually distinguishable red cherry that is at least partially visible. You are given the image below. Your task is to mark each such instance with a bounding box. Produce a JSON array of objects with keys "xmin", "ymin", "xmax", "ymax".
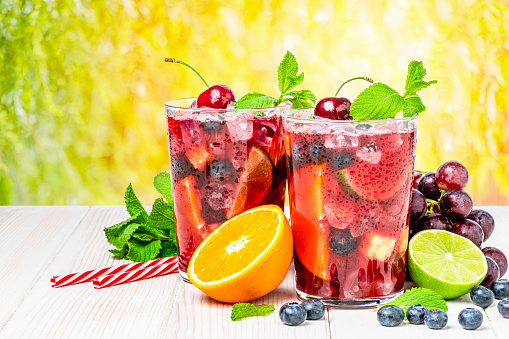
[
  {"xmin": 197, "ymin": 84, "xmax": 236, "ymax": 109},
  {"xmin": 314, "ymin": 97, "xmax": 352, "ymax": 120},
  {"xmin": 313, "ymin": 76, "xmax": 373, "ymax": 121}
]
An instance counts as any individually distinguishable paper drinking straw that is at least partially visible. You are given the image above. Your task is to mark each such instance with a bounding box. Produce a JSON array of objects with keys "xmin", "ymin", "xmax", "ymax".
[
  {"xmin": 92, "ymin": 258, "xmax": 178, "ymax": 289},
  {"xmin": 51, "ymin": 256, "xmax": 177, "ymax": 288}
]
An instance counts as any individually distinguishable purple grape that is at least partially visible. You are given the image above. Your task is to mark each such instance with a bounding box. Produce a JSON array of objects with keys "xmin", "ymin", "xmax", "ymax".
[
  {"xmin": 451, "ymin": 219, "xmax": 483, "ymax": 247},
  {"xmin": 439, "ymin": 189, "xmax": 473, "ymax": 220},
  {"xmin": 413, "ymin": 171, "xmax": 424, "ymax": 190},
  {"xmin": 410, "ymin": 189, "xmax": 427, "ymax": 223},
  {"xmin": 418, "ymin": 213, "xmax": 452, "ymax": 231},
  {"xmin": 482, "ymin": 247, "xmax": 508, "ymax": 277},
  {"xmin": 436, "ymin": 160, "xmax": 469, "ymax": 190},
  {"xmin": 481, "ymin": 257, "xmax": 500, "ymax": 288},
  {"xmin": 466, "ymin": 210, "xmax": 495, "ymax": 241},
  {"xmin": 418, "ymin": 172, "xmax": 442, "ymax": 201}
]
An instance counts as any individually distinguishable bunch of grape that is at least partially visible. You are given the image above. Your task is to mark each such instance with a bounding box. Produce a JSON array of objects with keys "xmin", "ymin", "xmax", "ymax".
[{"xmin": 410, "ymin": 160, "xmax": 507, "ymax": 287}]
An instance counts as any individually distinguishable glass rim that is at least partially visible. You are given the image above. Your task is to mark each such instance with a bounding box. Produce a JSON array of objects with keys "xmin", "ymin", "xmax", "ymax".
[
  {"xmin": 164, "ymin": 98, "xmax": 292, "ymax": 112},
  {"xmin": 283, "ymin": 109, "xmax": 419, "ymax": 125}
]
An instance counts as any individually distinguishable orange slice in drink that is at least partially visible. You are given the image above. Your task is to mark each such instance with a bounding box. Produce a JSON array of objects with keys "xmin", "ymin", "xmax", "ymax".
[
  {"xmin": 188, "ymin": 205, "xmax": 293, "ymax": 303},
  {"xmin": 226, "ymin": 146, "xmax": 273, "ymax": 219},
  {"xmin": 290, "ymin": 164, "xmax": 330, "ymax": 280},
  {"xmin": 174, "ymin": 175, "xmax": 206, "ymax": 241}
]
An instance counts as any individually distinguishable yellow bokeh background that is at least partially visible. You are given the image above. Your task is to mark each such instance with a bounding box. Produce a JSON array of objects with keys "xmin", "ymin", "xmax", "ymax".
[{"xmin": 1, "ymin": 0, "xmax": 508, "ymax": 206}]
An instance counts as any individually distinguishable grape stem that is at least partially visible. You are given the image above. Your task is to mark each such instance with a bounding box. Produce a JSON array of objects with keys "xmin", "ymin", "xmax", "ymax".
[
  {"xmin": 165, "ymin": 58, "xmax": 209, "ymax": 88},
  {"xmin": 335, "ymin": 77, "xmax": 374, "ymax": 96}
]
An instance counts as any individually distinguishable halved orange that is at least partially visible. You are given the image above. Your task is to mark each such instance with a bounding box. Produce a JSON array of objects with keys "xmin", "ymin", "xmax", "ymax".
[
  {"xmin": 188, "ymin": 205, "xmax": 293, "ymax": 303},
  {"xmin": 225, "ymin": 146, "xmax": 273, "ymax": 218}
]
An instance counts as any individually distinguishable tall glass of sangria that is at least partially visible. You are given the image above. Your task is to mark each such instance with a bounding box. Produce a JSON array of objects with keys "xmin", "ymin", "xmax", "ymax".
[
  {"xmin": 284, "ymin": 110, "xmax": 418, "ymax": 308},
  {"xmin": 165, "ymin": 99, "xmax": 289, "ymax": 282}
]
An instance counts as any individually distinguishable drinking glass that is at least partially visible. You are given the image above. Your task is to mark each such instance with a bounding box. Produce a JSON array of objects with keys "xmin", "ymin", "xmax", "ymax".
[
  {"xmin": 283, "ymin": 110, "xmax": 418, "ymax": 308},
  {"xmin": 165, "ymin": 99, "xmax": 289, "ymax": 281}
]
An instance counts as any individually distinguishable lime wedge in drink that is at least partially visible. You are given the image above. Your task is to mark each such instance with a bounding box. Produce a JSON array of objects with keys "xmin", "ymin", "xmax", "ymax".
[{"xmin": 408, "ymin": 229, "xmax": 488, "ymax": 299}]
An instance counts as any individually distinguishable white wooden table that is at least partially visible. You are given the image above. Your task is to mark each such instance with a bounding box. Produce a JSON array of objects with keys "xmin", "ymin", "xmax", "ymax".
[{"xmin": 0, "ymin": 206, "xmax": 508, "ymax": 339}]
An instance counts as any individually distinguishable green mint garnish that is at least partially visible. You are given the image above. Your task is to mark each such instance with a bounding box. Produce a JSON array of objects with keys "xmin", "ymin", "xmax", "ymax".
[
  {"xmin": 350, "ymin": 61, "xmax": 437, "ymax": 120},
  {"xmin": 377, "ymin": 288, "xmax": 448, "ymax": 318},
  {"xmin": 104, "ymin": 172, "xmax": 178, "ymax": 262},
  {"xmin": 235, "ymin": 51, "xmax": 316, "ymax": 109},
  {"xmin": 230, "ymin": 303, "xmax": 275, "ymax": 321}
]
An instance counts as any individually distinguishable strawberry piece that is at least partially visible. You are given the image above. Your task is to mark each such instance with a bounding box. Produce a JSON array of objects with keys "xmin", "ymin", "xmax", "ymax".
[{"xmin": 185, "ymin": 144, "xmax": 210, "ymax": 171}]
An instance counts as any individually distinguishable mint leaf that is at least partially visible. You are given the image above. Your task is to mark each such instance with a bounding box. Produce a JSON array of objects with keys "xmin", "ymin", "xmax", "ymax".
[
  {"xmin": 284, "ymin": 90, "xmax": 316, "ymax": 108},
  {"xmin": 149, "ymin": 198, "xmax": 175, "ymax": 232},
  {"xmin": 125, "ymin": 184, "xmax": 148, "ymax": 220},
  {"xmin": 127, "ymin": 238, "xmax": 162, "ymax": 262},
  {"xmin": 158, "ymin": 240, "xmax": 178, "ymax": 258},
  {"xmin": 278, "ymin": 51, "xmax": 303, "ymax": 93},
  {"xmin": 109, "ymin": 244, "xmax": 129, "ymax": 259},
  {"xmin": 132, "ymin": 224, "xmax": 169, "ymax": 241},
  {"xmin": 377, "ymin": 288, "xmax": 448, "ymax": 318},
  {"xmin": 104, "ymin": 212, "xmax": 145, "ymax": 249},
  {"xmin": 403, "ymin": 93, "xmax": 426, "ymax": 117},
  {"xmin": 230, "ymin": 303, "xmax": 275, "ymax": 321},
  {"xmin": 153, "ymin": 172, "xmax": 173, "ymax": 204},
  {"xmin": 350, "ymin": 83, "xmax": 406, "ymax": 120},
  {"xmin": 404, "ymin": 61, "xmax": 437, "ymax": 97},
  {"xmin": 234, "ymin": 51, "xmax": 315, "ymax": 109},
  {"xmin": 234, "ymin": 93, "xmax": 276, "ymax": 109},
  {"xmin": 105, "ymin": 172, "xmax": 177, "ymax": 262}
]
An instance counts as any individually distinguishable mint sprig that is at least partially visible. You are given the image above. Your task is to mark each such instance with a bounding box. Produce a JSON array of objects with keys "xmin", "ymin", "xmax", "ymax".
[
  {"xmin": 350, "ymin": 61, "xmax": 437, "ymax": 120},
  {"xmin": 104, "ymin": 172, "xmax": 178, "ymax": 262},
  {"xmin": 235, "ymin": 51, "xmax": 316, "ymax": 109},
  {"xmin": 376, "ymin": 288, "xmax": 448, "ymax": 318},
  {"xmin": 230, "ymin": 303, "xmax": 275, "ymax": 321}
]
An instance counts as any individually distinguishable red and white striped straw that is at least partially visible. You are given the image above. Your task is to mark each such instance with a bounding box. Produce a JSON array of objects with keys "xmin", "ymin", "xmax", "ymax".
[
  {"xmin": 51, "ymin": 256, "xmax": 177, "ymax": 288},
  {"xmin": 92, "ymin": 258, "xmax": 178, "ymax": 289}
]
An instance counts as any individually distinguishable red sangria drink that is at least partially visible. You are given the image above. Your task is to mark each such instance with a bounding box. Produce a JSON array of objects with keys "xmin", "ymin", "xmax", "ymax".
[
  {"xmin": 284, "ymin": 111, "xmax": 418, "ymax": 308},
  {"xmin": 165, "ymin": 99, "xmax": 289, "ymax": 281}
]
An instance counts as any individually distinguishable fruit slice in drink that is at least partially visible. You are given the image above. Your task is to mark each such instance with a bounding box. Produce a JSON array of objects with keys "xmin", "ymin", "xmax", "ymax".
[
  {"xmin": 185, "ymin": 144, "xmax": 210, "ymax": 171},
  {"xmin": 291, "ymin": 164, "xmax": 330, "ymax": 280},
  {"xmin": 336, "ymin": 137, "xmax": 412, "ymax": 200},
  {"xmin": 173, "ymin": 175, "xmax": 207, "ymax": 251},
  {"xmin": 226, "ymin": 146, "xmax": 274, "ymax": 218},
  {"xmin": 408, "ymin": 229, "xmax": 488, "ymax": 299}
]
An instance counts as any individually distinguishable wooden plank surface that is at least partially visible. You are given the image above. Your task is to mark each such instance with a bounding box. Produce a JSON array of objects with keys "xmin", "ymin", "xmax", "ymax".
[
  {"xmin": 0, "ymin": 206, "xmax": 508, "ymax": 338},
  {"xmin": 164, "ymin": 265, "xmax": 329, "ymax": 339},
  {"xmin": 0, "ymin": 206, "xmax": 181, "ymax": 339},
  {"xmin": 0, "ymin": 206, "xmax": 89, "ymax": 330}
]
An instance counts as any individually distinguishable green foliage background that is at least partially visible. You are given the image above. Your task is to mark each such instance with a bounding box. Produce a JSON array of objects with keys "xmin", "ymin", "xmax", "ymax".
[{"xmin": 1, "ymin": 0, "xmax": 508, "ymax": 205}]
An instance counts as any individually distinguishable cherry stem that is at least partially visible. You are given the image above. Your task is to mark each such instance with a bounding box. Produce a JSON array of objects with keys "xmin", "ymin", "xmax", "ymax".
[
  {"xmin": 165, "ymin": 58, "xmax": 209, "ymax": 88},
  {"xmin": 335, "ymin": 77, "xmax": 374, "ymax": 96}
]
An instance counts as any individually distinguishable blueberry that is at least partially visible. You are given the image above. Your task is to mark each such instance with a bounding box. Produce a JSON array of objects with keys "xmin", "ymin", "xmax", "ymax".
[
  {"xmin": 491, "ymin": 279, "xmax": 509, "ymax": 300},
  {"xmin": 406, "ymin": 304, "xmax": 427, "ymax": 325},
  {"xmin": 470, "ymin": 285, "xmax": 494, "ymax": 308},
  {"xmin": 458, "ymin": 308, "xmax": 483, "ymax": 330},
  {"xmin": 424, "ymin": 309, "xmax": 448, "ymax": 329},
  {"xmin": 332, "ymin": 151, "xmax": 355, "ymax": 170},
  {"xmin": 355, "ymin": 123, "xmax": 373, "ymax": 131},
  {"xmin": 209, "ymin": 159, "xmax": 234, "ymax": 181},
  {"xmin": 171, "ymin": 155, "xmax": 195, "ymax": 182},
  {"xmin": 301, "ymin": 300, "xmax": 325, "ymax": 320},
  {"xmin": 377, "ymin": 305, "xmax": 405, "ymax": 327},
  {"xmin": 279, "ymin": 302, "xmax": 307, "ymax": 326},
  {"xmin": 309, "ymin": 140, "xmax": 326, "ymax": 162},
  {"xmin": 200, "ymin": 114, "xmax": 225, "ymax": 132},
  {"xmin": 498, "ymin": 299, "xmax": 509, "ymax": 318},
  {"xmin": 329, "ymin": 229, "xmax": 358, "ymax": 255}
]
